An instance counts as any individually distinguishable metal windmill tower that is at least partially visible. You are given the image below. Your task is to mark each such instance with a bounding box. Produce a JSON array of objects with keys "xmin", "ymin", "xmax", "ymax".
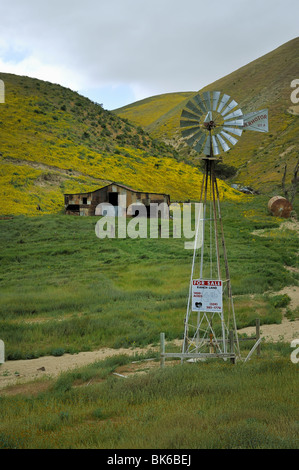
[{"xmin": 179, "ymin": 91, "xmax": 268, "ymax": 362}]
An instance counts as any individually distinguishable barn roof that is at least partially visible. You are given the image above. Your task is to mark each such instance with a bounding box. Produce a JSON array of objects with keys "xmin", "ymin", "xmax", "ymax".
[{"xmin": 64, "ymin": 182, "xmax": 170, "ymax": 198}]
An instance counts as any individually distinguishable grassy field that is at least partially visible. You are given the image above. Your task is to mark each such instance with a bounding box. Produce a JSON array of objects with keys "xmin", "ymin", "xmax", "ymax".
[
  {"xmin": 0, "ymin": 195, "xmax": 298, "ymax": 359},
  {"xmin": 0, "ymin": 354, "xmax": 298, "ymax": 449},
  {"xmin": 0, "ymin": 195, "xmax": 298, "ymax": 449}
]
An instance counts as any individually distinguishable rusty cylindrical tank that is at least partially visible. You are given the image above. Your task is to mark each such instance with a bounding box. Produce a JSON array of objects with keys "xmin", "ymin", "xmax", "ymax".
[{"xmin": 268, "ymin": 196, "xmax": 293, "ymax": 218}]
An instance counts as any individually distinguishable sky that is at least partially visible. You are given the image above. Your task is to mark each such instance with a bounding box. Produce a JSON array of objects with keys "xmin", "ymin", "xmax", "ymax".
[{"xmin": 0, "ymin": 0, "xmax": 298, "ymax": 110}]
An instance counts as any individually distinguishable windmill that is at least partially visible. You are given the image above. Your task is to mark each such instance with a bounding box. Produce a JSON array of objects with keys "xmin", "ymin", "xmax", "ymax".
[{"xmin": 179, "ymin": 91, "xmax": 268, "ymax": 362}]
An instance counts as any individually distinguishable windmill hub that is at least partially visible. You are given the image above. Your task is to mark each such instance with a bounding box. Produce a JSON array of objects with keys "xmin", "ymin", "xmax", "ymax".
[{"xmin": 204, "ymin": 120, "xmax": 216, "ymax": 130}]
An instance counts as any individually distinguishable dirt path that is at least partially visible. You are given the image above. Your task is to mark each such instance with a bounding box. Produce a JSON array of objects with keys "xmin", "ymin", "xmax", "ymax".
[{"xmin": 0, "ymin": 345, "xmax": 159, "ymax": 391}]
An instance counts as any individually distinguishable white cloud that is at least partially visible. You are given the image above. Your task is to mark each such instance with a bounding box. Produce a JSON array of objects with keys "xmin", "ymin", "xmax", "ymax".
[
  {"xmin": 0, "ymin": 0, "xmax": 298, "ymax": 109},
  {"xmin": 0, "ymin": 54, "xmax": 85, "ymax": 91}
]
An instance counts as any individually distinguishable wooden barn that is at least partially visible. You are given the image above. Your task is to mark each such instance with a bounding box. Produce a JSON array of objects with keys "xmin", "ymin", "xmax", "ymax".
[{"xmin": 64, "ymin": 182, "xmax": 170, "ymax": 217}]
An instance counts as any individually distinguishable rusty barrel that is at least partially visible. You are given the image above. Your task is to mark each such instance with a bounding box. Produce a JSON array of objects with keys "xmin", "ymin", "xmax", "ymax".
[{"xmin": 268, "ymin": 196, "xmax": 293, "ymax": 218}]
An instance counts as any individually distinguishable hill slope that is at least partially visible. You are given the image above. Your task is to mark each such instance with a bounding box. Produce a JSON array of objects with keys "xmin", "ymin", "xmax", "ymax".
[
  {"xmin": 115, "ymin": 37, "xmax": 299, "ymax": 193},
  {"xmin": 0, "ymin": 74, "xmax": 242, "ymax": 216},
  {"xmin": 114, "ymin": 91, "xmax": 195, "ymax": 128}
]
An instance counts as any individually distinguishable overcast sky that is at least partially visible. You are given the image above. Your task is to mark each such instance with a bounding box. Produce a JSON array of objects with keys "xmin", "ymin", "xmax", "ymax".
[{"xmin": 0, "ymin": 0, "xmax": 298, "ymax": 109}]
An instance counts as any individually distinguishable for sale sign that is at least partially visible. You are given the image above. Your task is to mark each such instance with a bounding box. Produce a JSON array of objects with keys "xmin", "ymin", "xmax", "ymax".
[{"xmin": 192, "ymin": 280, "xmax": 223, "ymax": 313}]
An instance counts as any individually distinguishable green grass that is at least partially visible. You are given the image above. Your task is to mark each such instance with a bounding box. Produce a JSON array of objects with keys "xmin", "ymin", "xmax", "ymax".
[
  {"xmin": 0, "ymin": 196, "xmax": 298, "ymax": 449},
  {"xmin": 0, "ymin": 354, "xmax": 298, "ymax": 449},
  {"xmin": 0, "ymin": 195, "xmax": 298, "ymax": 359}
]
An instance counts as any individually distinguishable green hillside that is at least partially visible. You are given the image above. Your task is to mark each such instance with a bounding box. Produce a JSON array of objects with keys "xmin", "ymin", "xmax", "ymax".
[
  {"xmin": 114, "ymin": 91, "xmax": 195, "ymax": 128},
  {"xmin": 115, "ymin": 37, "xmax": 299, "ymax": 194},
  {"xmin": 0, "ymin": 74, "xmax": 242, "ymax": 216}
]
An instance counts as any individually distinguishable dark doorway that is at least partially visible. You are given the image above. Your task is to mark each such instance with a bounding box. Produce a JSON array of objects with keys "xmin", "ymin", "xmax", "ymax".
[
  {"xmin": 108, "ymin": 192, "xmax": 118, "ymax": 206},
  {"xmin": 66, "ymin": 204, "xmax": 80, "ymax": 215}
]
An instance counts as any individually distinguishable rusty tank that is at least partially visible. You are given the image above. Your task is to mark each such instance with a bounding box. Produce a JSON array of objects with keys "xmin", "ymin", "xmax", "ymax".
[{"xmin": 268, "ymin": 196, "xmax": 293, "ymax": 218}]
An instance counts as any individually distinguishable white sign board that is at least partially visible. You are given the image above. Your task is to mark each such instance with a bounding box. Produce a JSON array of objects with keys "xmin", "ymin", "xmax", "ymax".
[
  {"xmin": 192, "ymin": 280, "xmax": 223, "ymax": 313},
  {"xmin": 242, "ymin": 109, "xmax": 268, "ymax": 133}
]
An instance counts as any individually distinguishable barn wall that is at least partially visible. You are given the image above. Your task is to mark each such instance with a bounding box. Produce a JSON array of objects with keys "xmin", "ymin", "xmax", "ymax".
[{"xmin": 65, "ymin": 184, "xmax": 170, "ymax": 216}]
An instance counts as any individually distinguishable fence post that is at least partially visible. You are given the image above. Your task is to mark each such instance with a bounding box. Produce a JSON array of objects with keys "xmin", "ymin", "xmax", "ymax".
[
  {"xmin": 229, "ymin": 330, "xmax": 235, "ymax": 364},
  {"xmin": 0, "ymin": 340, "xmax": 4, "ymax": 364},
  {"xmin": 160, "ymin": 332, "xmax": 165, "ymax": 368},
  {"xmin": 256, "ymin": 319, "xmax": 261, "ymax": 357}
]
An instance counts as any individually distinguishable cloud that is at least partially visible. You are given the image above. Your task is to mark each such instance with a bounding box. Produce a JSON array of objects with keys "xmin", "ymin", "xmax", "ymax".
[{"xmin": 0, "ymin": 0, "xmax": 298, "ymax": 108}]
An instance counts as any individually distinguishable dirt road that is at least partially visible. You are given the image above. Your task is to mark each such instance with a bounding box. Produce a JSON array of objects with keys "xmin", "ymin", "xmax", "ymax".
[{"xmin": 0, "ymin": 345, "xmax": 159, "ymax": 390}]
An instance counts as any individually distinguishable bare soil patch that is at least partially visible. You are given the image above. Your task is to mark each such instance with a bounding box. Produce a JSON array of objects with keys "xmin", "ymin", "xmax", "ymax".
[
  {"xmin": 113, "ymin": 358, "xmax": 180, "ymax": 378},
  {"xmin": 252, "ymin": 218, "xmax": 299, "ymax": 237},
  {"xmin": 238, "ymin": 285, "xmax": 299, "ymax": 342},
  {"xmin": 0, "ymin": 345, "xmax": 159, "ymax": 392},
  {"xmin": 237, "ymin": 317, "xmax": 299, "ymax": 343}
]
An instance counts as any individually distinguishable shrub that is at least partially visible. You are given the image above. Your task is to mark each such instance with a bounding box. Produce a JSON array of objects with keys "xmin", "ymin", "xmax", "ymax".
[
  {"xmin": 51, "ymin": 348, "xmax": 65, "ymax": 357},
  {"xmin": 270, "ymin": 294, "xmax": 291, "ymax": 309}
]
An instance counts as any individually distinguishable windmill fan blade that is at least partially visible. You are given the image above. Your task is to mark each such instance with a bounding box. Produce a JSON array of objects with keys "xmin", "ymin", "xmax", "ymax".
[
  {"xmin": 204, "ymin": 111, "xmax": 212, "ymax": 122},
  {"xmin": 217, "ymin": 134, "xmax": 230, "ymax": 152},
  {"xmin": 185, "ymin": 129, "xmax": 204, "ymax": 147},
  {"xmin": 180, "ymin": 119, "xmax": 201, "ymax": 128},
  {"xmin": 202, "ymin": 91, "xmax": 211, "ymax": 111},
  {"xmin": 212, "ymin": 135, "xmax": 220, "ymax": 155},
  {"xmin": 193, "ymin": 134, "xmax": 207, "ymax": 153},
  {"xmin": 220, "ymin": 131, "xmax": 238, "ymax": 146},
  {"xmin": 223, "ymin": 126, "xmax": 243, "ymax": 136},
  {"xmin": 212, "ymin": 91, "xmax": 221, "ymax": 111},
  {"xmin": 217, "ymin": 94, "xmax": 230, "ymax": 113},
  {"xmin": 221, "ymin": 99, "xmax": 238, "ymax": 117},
  {"xmin": 181, "ymin": 127, "xmax": 202, "ymax": 138},
  {"xmin": 193, "ymin": 94, "xmax": 207, "ymax": 113},
  {"xmin": 185, "ymin": 100, "xmax": 203, "ymax": 116},
  {"xmin": 223, "ymin": 118, "xmax": 244, "ymax": 127},
  {"xmin": 181, "ymin": 109, "xmax": 202, "ymax": 121},
  {"xmin": 223, "ymin": 109, "xmax": 243, "ymax": 121}
]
